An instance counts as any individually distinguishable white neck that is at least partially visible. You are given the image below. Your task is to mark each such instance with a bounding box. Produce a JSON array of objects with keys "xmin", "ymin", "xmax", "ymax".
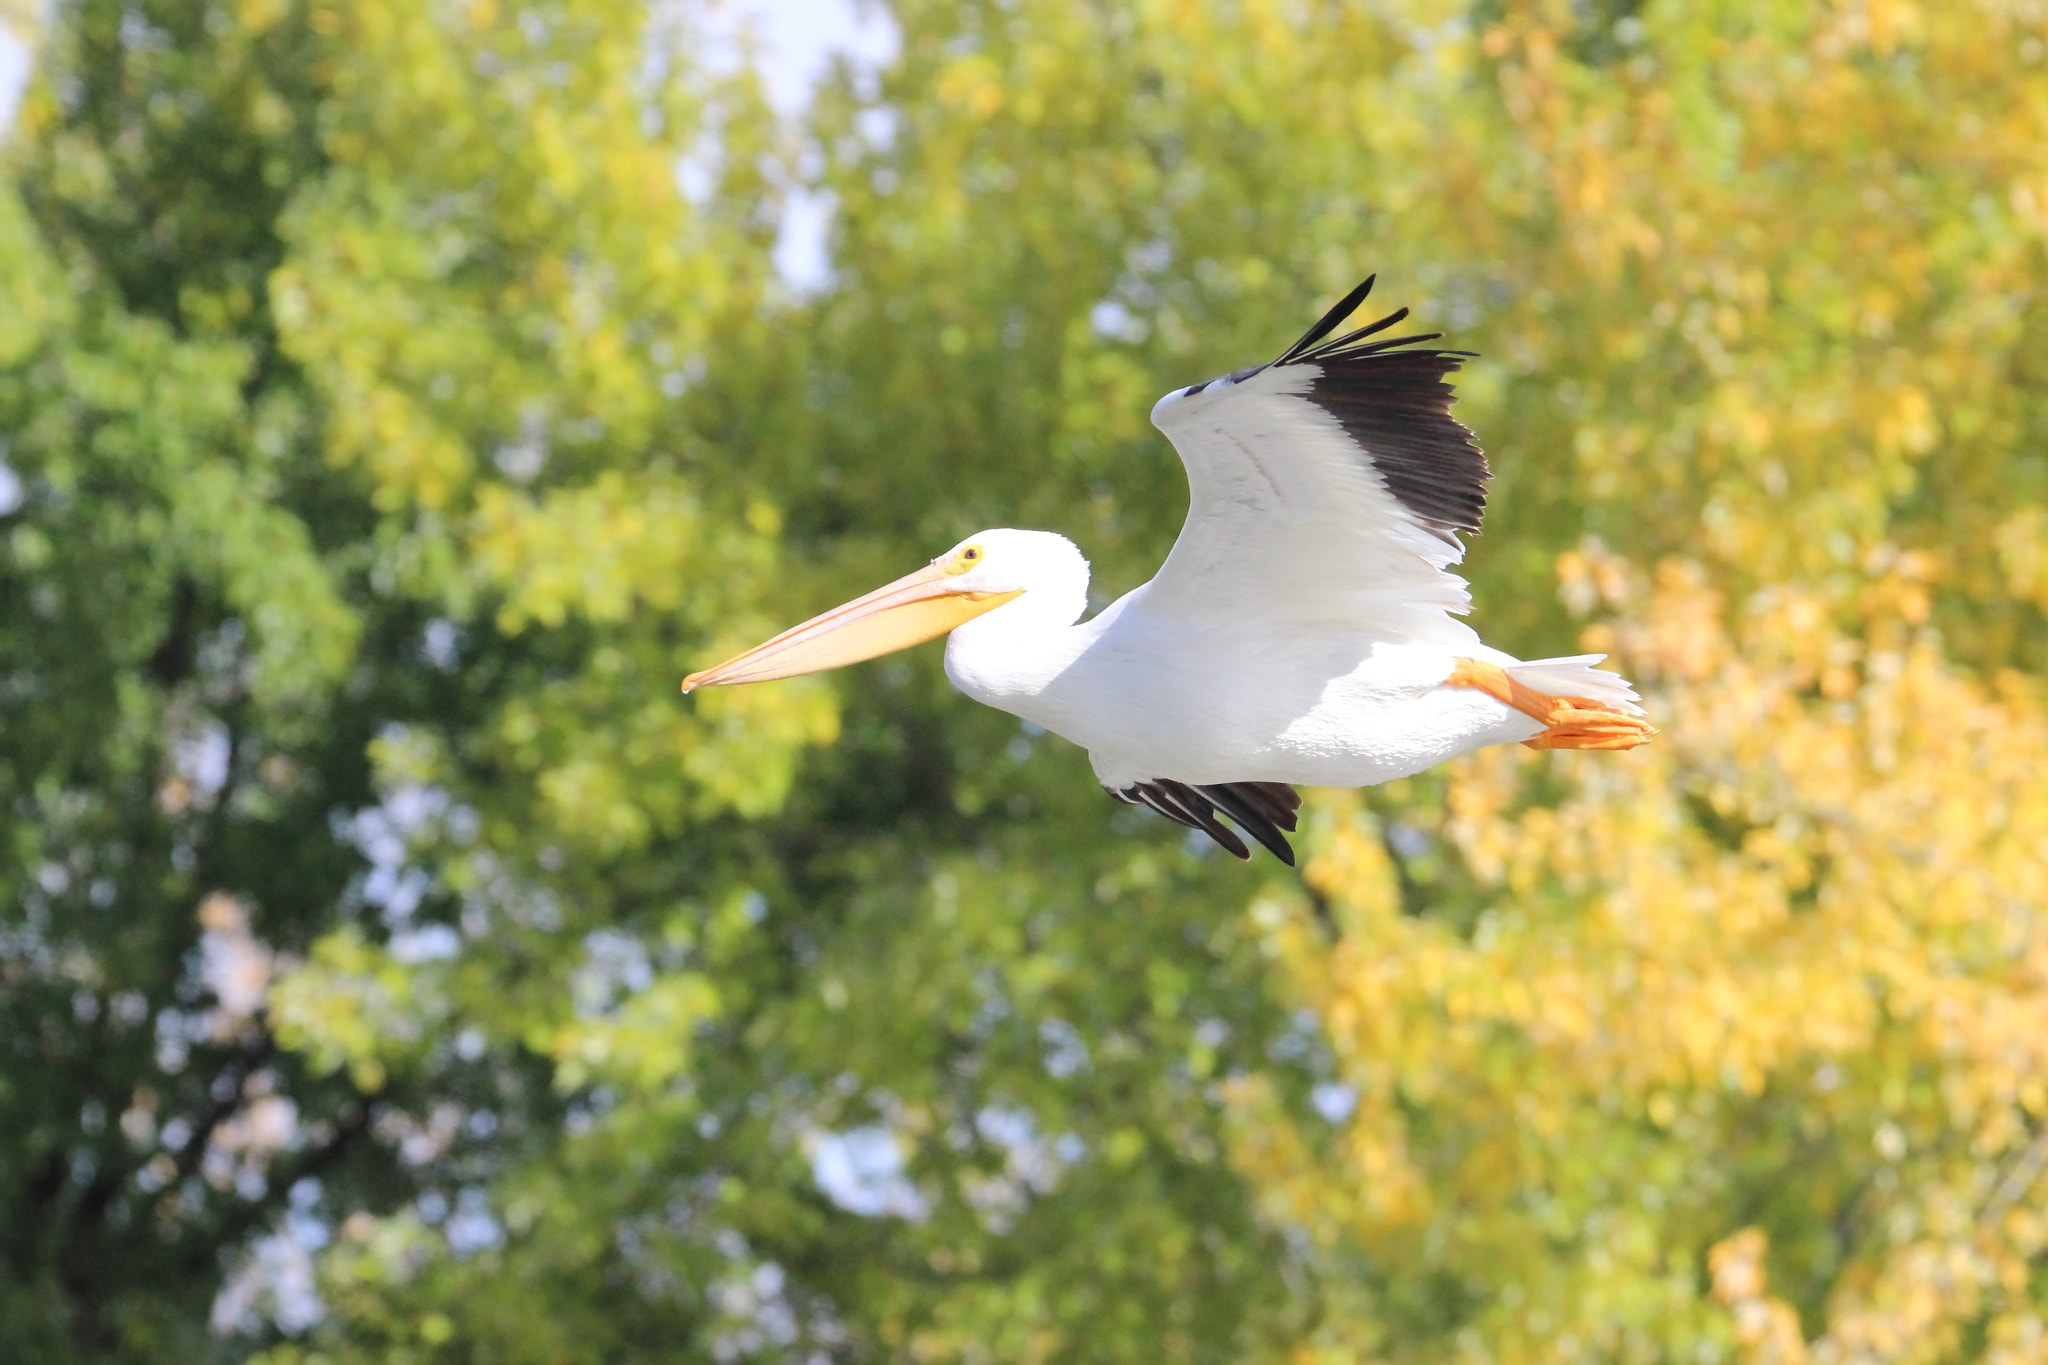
[{"xmin": 944, "ymin": 600, "xmax": 1097, "ymax": 705}]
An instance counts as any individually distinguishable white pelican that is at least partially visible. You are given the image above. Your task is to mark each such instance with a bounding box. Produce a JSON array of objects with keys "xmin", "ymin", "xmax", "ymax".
[{"xmin": 684, "ymin": 277, "xmax": 1652, "ymax": 863}]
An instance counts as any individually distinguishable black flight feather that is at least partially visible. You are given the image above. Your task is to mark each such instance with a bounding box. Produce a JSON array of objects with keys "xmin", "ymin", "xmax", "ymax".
[
  {"xmin": 1300, "ymin": 344, "xmax": 1487, "ymax": 539},
  {"xmin": 1295, "ymin": 305, "xmax": 1412, "ymax": 360},
  {"xmin": 1154, "ymin": 781, "xmax": 1253, "ymax": 860},
  {"xmin": 1105, "ymin": 780, "xmax": 1301, "ymax": 865},
  {"xmin": 1195, "ymin": 783, "xmax": 1298, "ymax": 866},
  {"xmin": 1175, "ymin": 277, "xmax": 1491, "ymax": 542},
  {"xmin": 1277, "ymin": 275, "xmax": 1378, "ymax": 365}
]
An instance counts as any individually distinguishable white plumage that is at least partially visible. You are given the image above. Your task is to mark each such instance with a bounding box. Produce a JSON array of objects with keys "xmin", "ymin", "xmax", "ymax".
[{"xmin": 685, "ymin": 277, "xmax": 1653, "ymax": 862}]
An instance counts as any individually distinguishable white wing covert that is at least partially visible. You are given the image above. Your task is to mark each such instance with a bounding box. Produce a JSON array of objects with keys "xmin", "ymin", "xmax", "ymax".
[{"xmin": 1145, "ymin": 277, "xmax": 1490, "ymax": 644}]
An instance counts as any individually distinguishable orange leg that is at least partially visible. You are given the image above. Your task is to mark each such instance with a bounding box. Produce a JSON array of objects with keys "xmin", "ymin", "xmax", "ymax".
[{"xmin": 1445, "ymin": 658, "xmax": 1656, "ymax": 752}]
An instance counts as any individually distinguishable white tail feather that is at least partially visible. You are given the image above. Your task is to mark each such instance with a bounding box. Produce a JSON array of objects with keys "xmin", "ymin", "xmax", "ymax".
[{"xmin": 1505, "ymin": 654, "xmax": 1645, "ymax": 716}]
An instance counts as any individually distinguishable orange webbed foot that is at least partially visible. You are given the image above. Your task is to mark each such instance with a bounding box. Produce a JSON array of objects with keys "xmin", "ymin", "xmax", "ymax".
[
  {"xmin": 1445, "ymin": 658, "xmax": 1656, "ymax": 752},
  {"xmin": 1520, "ymin": 701, "xmax": 1657, "ymax": 751}
]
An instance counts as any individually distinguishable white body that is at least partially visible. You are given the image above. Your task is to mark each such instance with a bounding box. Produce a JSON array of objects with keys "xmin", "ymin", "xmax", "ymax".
[
  {"xmin": 933, "ymin": 351, "xmax": 1643, "ymax": 792},
  {"xmin": 946, "ymin": 578, "xmax": 1549, "ymax": 790}
]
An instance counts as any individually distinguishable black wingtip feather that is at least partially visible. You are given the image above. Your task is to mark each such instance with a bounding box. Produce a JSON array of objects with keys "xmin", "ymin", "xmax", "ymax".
[
  {"xmin": 1295, "ymin": 306, "xmax": 1410, "ymax": 362},
  {"xmin": 1106, "ymin": 781, "xmax": 1301, "ymax": 865},
  {"xmin": 1316, "ymin": 330, "xmax": 1447, "ymax": 361},
  {"xmin": 1159, "ymin": 781, "xmax": 1255, "ymax": 860},
  {"xmin": 1196, "ymin": 783, "xmax": 1298, "ymax": 866},
  {"xmin": 1238, "ymin": 781, "xmax": 1302, "ymax": 829},
  {"xmin": 1278, "ymin": 276, "xmax": 1376, "ymax": 365},
  {"xmin": 1268, "ymin": 282, "xmax": 1491, "ymax": 540},
  {"xmin": 1301, "ymin": 344, "xmax": 1489, "ymax": 537}
]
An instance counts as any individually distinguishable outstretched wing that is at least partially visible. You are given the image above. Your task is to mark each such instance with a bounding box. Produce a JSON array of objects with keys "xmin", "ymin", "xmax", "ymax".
[
  {"xmin": 1143, "ymin": 276, "xmax": 1489, "ymax": 643},
  {"xmin": 1106, "ymin": 279, "xmax": 1490, "ymax": 863},
  {"xmin": 1105, "ymin": 780, "xmax": 1303, "ymax": 865}
]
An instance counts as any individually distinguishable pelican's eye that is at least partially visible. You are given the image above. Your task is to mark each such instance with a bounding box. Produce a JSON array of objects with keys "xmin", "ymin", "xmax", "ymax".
[{"xmin": 942, "ymin": 544, "xmax": 985, "ymax": 576}]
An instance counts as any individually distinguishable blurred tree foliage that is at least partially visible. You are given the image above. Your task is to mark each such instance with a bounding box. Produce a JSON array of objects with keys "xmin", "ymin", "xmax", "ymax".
[{"xmin": 1, "ymin": 0, "xmax": 2044, "ymax": 1363}]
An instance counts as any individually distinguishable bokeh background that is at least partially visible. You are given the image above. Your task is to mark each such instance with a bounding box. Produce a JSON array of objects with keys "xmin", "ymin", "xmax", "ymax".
[{"xmin": 5, "ymin": 0, "xmax": 2048, "ymax": 1359}]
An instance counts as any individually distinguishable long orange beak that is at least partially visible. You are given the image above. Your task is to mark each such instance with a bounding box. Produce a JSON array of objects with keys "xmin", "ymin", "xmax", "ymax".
[{"xmin": 682, "ymin": 563, "xmax": 1023, "ymax": 692}]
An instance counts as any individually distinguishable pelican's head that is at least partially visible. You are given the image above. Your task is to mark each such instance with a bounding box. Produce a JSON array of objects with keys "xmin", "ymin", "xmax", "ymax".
[{"xmin": 681, "ymin": 528, "xmax": 1088, "ymax": 692}]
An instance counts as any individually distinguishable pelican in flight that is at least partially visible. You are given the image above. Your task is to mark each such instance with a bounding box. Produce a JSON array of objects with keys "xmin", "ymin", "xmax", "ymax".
[{"xmin": 684, "ymin": 277, "xmax": 1653, "ymax": 863}]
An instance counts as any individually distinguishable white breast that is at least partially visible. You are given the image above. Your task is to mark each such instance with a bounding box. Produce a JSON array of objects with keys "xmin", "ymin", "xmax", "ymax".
[{"xmin": 944, "ymin": 586, "xmax": 1540, "ymax": 790}]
